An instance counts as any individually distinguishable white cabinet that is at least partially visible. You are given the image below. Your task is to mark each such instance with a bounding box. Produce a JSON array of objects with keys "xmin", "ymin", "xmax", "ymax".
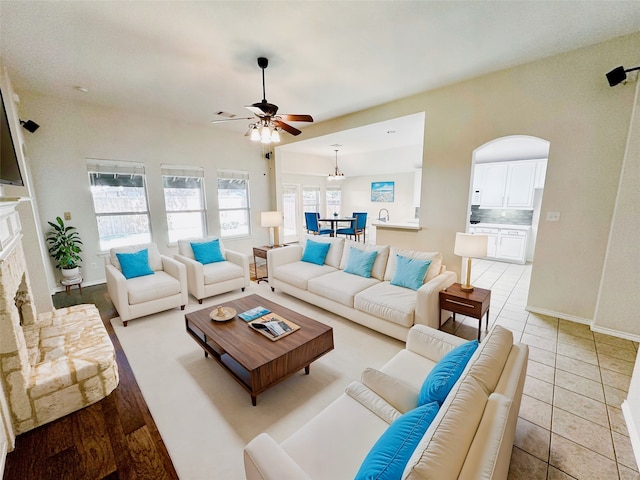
[
  {"xmin": 474, "ymin": 160, "xmax": 538, "ymax": 209},
  {"xmin": 469, "ymin": 226, "xmax": 528, "ymax": 264},
  {"xmin": 413, "ymin": 169, "xmax": 422, "ymax": 206},
  {"xmin": 534, "ymin": 159, "xmax": 547, "ymax": 189}
]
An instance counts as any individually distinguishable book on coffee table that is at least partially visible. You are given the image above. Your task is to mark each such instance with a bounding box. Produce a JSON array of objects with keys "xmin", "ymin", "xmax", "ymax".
[
  {"xmin": 238, "ymin": 306, "xmax": 271, "ymax": 322},
  {"xmin": 249, "ymin": 313, "xmax": 300, "ymax": 341}
]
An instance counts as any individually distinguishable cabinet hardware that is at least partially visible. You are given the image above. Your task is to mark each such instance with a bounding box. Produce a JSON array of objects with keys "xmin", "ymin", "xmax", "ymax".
[{"xmin": 444, "ymin": 299, "xmax": 475, "ymax": 309}]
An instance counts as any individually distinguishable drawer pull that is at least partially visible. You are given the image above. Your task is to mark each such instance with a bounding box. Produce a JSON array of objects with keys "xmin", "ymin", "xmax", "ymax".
[{"xmin": 445, "ymin": 299, "xmax": 475, "ymax": 309}]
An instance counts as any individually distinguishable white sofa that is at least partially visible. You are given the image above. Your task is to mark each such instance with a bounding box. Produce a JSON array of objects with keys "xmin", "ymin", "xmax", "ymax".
[
  {"xmin": 268, "ymin": 236, "xmax": 456, "ymax": 341},
  {"xmin": 174, "ymin": 236, "xmax": 250, "ymax": 303},
  {"xmin": 105, "ymin": 242, "xmax": 188, "ymax": 326},
  {"xmin": 244, "ymin": 324, "xmax": 528, "ymax": 480}
]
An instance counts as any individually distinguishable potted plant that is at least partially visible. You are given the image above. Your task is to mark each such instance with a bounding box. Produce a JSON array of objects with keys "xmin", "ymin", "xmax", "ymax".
[{"xmin": 45, "ymin": 216, "xmax": 83, "ymax": 280}]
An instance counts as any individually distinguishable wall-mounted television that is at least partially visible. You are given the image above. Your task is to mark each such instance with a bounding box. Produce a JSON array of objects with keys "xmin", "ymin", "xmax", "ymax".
[{"xmin": 0, "ymin": 86, "xmax": 25, "ymax": 186}]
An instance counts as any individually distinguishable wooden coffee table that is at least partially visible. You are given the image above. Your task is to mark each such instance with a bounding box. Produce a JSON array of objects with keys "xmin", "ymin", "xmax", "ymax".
[{"xmin": 185, "ymin": 294, "xmax": 334, "ymax": 405}]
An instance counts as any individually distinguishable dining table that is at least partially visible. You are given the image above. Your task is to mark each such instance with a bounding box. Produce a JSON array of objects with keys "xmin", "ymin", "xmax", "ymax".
[{"xmin": 318, "ymin": 217, "xmax": 356, "ymax": 237}]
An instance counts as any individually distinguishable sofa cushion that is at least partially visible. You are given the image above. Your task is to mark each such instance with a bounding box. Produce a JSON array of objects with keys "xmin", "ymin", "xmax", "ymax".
[
  {"xmin": 361, "ymin": 368, "xmax": 419, "ymax": 414},
  {"xmin": 384, "ymin": 248, "xmax": 442, "ymax": 284},
  {"xmin": 340, "ymin": 240, "xmax": 390, "ymax": 280},
  {"xmin": 346, "ymin": 381, "xmax": 402, "ymax": 425},
  {"xmin": 355, "ymin": 402, "xmax": 440, "ymax": 480},
  {"xmin": 301, "ymin": 240, "xmax": 331, "ymax": 265},
  {"xmin": 308, "ymin": 270, "xmax": 379, "ymax": 308},
  {"xmin": 354, "ymin": 282, "xmax": 417, "ymax": 328},
  {"xmin": 273, "ymin": 261, "xmax": 337, "ymax": 290},
  {"xmin": 390, "ymin": 255, "xmax": 432, "ymax": 291},
  {"xmin": 406, "ymin": 376, "xmax": 489, "ymax": 480},
  {"xmin": 303, "ymin": 235, "xmax": 344, "ymax": 268},
  {"xmin": 178, "ymin": 236, "xmax": 226, "ymax": 260},
  {"xmin": 203, "ymin": 260, "xmax": 245, "ymax": 285},
  {"xmin": 110, "ymin": 242, "xmax": 163, "ymax": 272},
  {"xmin": 418, "ymin": 340, "xmax": 478, "ymax": 406},
  {"xmin": 116, "ymin": 249, "xmax": 155, "ymax": 279},
  {"xmin": 467, "ymin": 325, "xmax": 514, "ymax": 394},
  {"xmin": 344, "ymin": 247, "xmax": 378, "ymax": 278},
  {"xmin": 125, "ymin": 271, "xmax": 182, "ymax": 305},
  {"xmin": 191, "ymin": 239, "xmax": 225, "ymax": 264}
]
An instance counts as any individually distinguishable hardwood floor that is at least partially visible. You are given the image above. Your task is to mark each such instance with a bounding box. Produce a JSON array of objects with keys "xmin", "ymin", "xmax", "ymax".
[{"xmin": 3, "ymin": 284, "xmax": 179, "ymax": 480}]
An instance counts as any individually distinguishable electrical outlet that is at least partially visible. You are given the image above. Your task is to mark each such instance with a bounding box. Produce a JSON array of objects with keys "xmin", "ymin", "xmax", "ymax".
[
  {"xmin": 90, "ymin": 262, "xmax": 97, "ymax": 270},
  {"xmin": 546, "ymin": 211, "xmax": 561, "ymax": 222},
  {"xmin": 64, "ymin": 211, "xmax": 71, "ymax": 221}
]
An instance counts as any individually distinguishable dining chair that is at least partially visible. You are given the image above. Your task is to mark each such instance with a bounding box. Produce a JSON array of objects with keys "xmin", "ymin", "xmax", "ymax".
[
  {"xmin": 305, "ymin": 212, "xmax": 332, "ymax": 235},
  {"xmin": 336, "ymin": 212, "xmax": 367, "ymax": 242}
]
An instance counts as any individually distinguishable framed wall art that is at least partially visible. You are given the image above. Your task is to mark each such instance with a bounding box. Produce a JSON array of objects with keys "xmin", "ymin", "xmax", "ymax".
[{"xmin": 371, "ymin": 181, "xmax": 394, "ymax": 202}]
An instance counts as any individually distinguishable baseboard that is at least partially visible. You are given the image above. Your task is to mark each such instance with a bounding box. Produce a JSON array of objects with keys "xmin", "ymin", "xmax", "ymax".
[
  {"xmin": 51, "ymin": 278, "xmax": 106, "ymax": 294},
  {"xmin": 591, "ymin": 324, "xmax": 640, "ymax": 344},
  {"xmin": 622, "ymin": 400, "xmax": 640, "ymax": 472},
  {"xmin": 525, "ymin": 306, "xmax": 591, "ymax": 325}
]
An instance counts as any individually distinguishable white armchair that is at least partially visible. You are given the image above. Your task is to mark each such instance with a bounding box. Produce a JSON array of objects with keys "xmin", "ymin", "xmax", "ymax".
[
  {"xmin": 105, "ymin": 243, "xmax": 188, "ymax": 326},
  {"xmin": 174, "ymin": 236, "xmax": 250, "ymax": 304}
]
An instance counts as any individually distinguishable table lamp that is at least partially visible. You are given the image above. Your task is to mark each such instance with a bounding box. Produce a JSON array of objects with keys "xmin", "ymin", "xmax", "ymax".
[
  {"xmin": 454, "ymin": 233, "xmax": 488, "ymax": 292},
  {"xmin": 261, "ymin": 211, "xmax": 282, "ymax": 247}
]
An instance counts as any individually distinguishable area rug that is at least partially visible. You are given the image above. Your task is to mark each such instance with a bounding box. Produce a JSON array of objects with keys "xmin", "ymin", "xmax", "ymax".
[{"xmin": 111, "ymin": 282, "xmax": 403, "ymax": 479}]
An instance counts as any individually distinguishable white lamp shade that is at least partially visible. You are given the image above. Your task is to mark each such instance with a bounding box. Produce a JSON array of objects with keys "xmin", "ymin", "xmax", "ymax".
[
  {"xmin": 261, "ymin": 211, "xmax": 282, "ymax": 228},
  {"xmin": 454, "ymin": 233, "xmax": 488, "ymax": 258}
]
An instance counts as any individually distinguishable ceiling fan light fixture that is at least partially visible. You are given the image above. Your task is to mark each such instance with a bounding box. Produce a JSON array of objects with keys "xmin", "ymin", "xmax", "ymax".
[
  {"xmin": 271, "ymin": 128, "xmax": 281, "ymax": 143},
  {"xmin": 249, "ymin": 125, "xmax": 261, "ymax": 142},
  {"xmin": 260, "ymin": 124, "xmax": 272, "ymax": 144}
]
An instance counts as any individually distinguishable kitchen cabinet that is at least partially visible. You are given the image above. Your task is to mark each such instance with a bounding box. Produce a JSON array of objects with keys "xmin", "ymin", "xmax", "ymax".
[
  {"xmin": 474, "ymin": 160, "xmax": 537, "ymax": 209},
  {"xmin": 469, "ymin": 225, "xmax": 528, "ymax": 264}
]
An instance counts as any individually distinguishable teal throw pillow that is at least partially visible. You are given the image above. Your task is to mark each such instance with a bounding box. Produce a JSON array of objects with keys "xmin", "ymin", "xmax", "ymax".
[
  {"xmin": 418, "ymin": 340, "xmax": 479, "ymax": 406},
  {"xmin": 191, "ymin": 239, "xmax": 225, "ymax": 264},
  {"xmin": 355, "ymin": 402, "xmax": 440, "ymax": 480},
  {"xmin": 390, "ymin": 255, "xmax": 432, "ymax": 290},
  {"xmin": 344, "ymin": 247, "xmax": 378, "ymax": 278},
  {"xmin": 116, "ymin": 249, "xmax": 155, "ymax": 280},
  {"xmin": 301, "ymin": 240, "xmax": 331, "ymax": 265}
]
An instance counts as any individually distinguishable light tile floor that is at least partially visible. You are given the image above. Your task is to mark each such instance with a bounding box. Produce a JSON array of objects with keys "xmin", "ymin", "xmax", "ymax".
[{"xmin": 440, "ymin": 259, "xmax": 639, "ymax": 480}]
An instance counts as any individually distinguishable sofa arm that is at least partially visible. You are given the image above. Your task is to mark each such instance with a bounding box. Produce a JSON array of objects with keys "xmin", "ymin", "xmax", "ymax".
[
  {"xmin": 415, "ymin": 270, "xmax": 457, "ymax": 329},
  {"xmin": 161, "ymin": 255, "xmax": 188, "ymax": 305},
  {"xmin": 225, "ymin": 249, "xmax": 251, "ymax": 287},
  {"xmin": 244, "ymin": 433, "xmax": 312, "ymax": 480},
  {"xmin": 105, "ymin": 264, "xmax": 131, "ymax": 321},
  {"xmin": 406, "ymin": 324, "xmax": 468, "ymax": 362},
  {"xmin": 267, "ymin": 245, "xmax": 303, "ymax": 283}
]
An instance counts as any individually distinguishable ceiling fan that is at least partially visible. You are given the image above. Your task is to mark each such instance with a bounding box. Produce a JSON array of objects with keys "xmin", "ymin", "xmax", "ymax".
[{"xmin": 211, "ymin": 57, "xmax": 313, "ymax": 143}]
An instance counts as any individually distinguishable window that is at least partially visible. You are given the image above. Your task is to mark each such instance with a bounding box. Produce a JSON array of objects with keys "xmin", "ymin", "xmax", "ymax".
[
  {"xmin": 217, "ymin": 169, "xmax": 250, "ymax": 237},
  {"xmin": 162, "ymin": 165, "xmax": 206, "ymax": 243},
  {"xmin": 302, "ymin": 186, "xmax": 320, "ymax": 213},
  {"xmin": 326, "ymin": 186, "xmax": 342, "ymax": 216},
  {"xmin": 87, "ymin": 160, "xmax": 151, "ymax": 251}
]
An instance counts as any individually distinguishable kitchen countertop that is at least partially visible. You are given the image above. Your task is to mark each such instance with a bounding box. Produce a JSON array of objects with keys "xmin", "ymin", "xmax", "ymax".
[
  {"xmin": 470, "ymin": 223, "xmax": 531, "ymax": 230},
  {"xmin": 372, "ymin": 221, "xmax": 421, "ymax": 230}
]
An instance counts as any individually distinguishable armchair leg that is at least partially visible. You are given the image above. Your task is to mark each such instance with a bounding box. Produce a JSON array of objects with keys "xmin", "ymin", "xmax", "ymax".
[
  {"xmin": 181, "ymin": 305, "xmax": 185, "ymax": 310},
  {"xmin": 241, "ymin": 287, "xmax": 245, "ymax": 292},
  {"xmin": 198, "ymin": 299, "xmax": 203, "ymax": 304},
  {"xmin": 123, "ymin": 320, "xmax": 128, "ymax": 327}
]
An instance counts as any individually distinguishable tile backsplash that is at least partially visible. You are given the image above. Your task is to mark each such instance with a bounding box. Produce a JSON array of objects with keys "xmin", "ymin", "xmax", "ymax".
[{"xmin": 470, "ymin": 206, "xmax": 533, "ymax": 225}]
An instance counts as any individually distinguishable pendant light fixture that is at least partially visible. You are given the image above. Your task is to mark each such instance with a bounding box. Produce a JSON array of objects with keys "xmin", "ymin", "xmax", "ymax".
[{"xmin": 328, "ymin": 147, "xmax": 345, "ymax": 181}]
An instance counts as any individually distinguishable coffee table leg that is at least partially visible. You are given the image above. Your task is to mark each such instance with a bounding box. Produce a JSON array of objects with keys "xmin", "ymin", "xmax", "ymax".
[
  {"xmin": 305, "ymin": 365, "xmax": 310, "ymax": 375},
  {"xmin": 251, "ymin": 395, "xmax": 257, "ymax": 406}
]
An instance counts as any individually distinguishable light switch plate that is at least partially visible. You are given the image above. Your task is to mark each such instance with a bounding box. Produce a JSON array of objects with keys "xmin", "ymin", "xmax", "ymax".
[
  {"xmin": 64, "ymin": 212, "xmax": 71, "ymax": 221},
  {"xmin": 546, "ymin": 211, "xmax": 560, "ymax": 222}
]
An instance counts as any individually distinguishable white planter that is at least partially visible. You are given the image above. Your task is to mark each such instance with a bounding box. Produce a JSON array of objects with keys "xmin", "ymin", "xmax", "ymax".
[{"xmin": 60, "ymin": 267, "xmax": 81, "ymax": 282}]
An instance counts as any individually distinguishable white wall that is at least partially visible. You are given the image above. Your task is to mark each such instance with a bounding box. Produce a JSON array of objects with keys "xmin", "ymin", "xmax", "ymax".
[{"xmin": 17, "ymin": 92, "xmax": 274, "ymax": 291}]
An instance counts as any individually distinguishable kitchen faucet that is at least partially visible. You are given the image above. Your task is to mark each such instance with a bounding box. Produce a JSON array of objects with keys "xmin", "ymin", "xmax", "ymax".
[{"xmin": 378, "ymin": 208, "xmax": 390, "ymax": 222}]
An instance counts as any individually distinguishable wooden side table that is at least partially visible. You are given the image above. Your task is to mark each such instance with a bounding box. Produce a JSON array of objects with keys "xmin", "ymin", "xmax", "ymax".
[
  {"xmin": 439, "ymin": 283, "xmax": 491, "ymax": 341},
  {"xmin": 252, "ymin": 245, "xmax": 283, "ymax": 283}
]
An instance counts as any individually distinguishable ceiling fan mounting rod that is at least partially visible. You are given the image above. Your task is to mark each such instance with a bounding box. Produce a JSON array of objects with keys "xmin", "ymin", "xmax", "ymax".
[{"xmin": 258, "ymin": 57, "xmax": 268, "ymax": 103}]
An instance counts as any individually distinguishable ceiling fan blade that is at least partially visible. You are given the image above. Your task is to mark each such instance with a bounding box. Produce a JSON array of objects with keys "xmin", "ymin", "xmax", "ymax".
[
  {"xmin": 279, "ymin": 114, "xmax": 313, "ymax": 122},
  {"xmin": 211, "ymin": 117, "xmax": 254, "ymax": 124},
  {"xmin": 273, "ymin": 120, "xmax": 301, "ymax": 136}
]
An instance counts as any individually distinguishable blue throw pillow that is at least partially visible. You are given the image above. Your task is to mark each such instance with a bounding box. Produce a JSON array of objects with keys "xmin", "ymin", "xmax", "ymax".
[
  {"xmin": 191, "ymin": 239, "xmax": 225, "ymax": 264},
  {"xmin": 116, "ymin": 249, "xmax": 155, "ymax": 279},
  {"xmin": 355, "ymin": 402, "xmax": 440, "ymax": 480},
  {"xmin": 301, "ymin": 240, "xmax": 331, "ymax": 265},
  {"xmin": 390, "ymin": 255, "xmax": 432, "ymax": 290},
  {"xmin": 418, "ymin": 340, "xmax": 479, "ymax": 406},
  {"xmin": 344, "ymin": 247, "xmax": 378, "ymax": 278}
]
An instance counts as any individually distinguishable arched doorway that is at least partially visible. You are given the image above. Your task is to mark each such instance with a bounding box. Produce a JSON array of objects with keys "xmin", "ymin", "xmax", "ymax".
[{"xmin": 467, "ymin": 135, "xmax": 550, "ymax": 264}]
